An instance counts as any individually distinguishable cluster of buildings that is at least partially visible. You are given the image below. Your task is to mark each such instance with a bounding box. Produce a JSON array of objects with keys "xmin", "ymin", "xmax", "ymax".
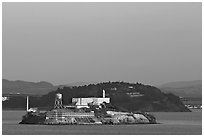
[
  {"xmin": 72, "ymin": 90, "xmax": 110, "ymax": 108},
  {"xmin": 44, "ymin": 90, "xmax": 110, "ymax": 124}
]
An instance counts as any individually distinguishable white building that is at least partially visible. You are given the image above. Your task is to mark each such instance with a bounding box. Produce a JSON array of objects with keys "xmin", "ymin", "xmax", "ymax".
[
  {"xmin": 72, "ymin": 97, "xmax": 110, "ymax": 108},
  {"xmin": 72, "ymin": 90, "xmax": 110, "ymax": 108}
]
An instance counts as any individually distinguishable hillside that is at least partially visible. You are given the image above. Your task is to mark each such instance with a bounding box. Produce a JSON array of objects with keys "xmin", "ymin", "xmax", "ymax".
[
  {"xmin": 2, "ymin": 79, "xmax": 57, "ymax": 95},
  {"xmin": 158, "ymin": 80, "xmax": 202, "ymax": 98},
  {"xmin": 2, "ymin": 81, "xmax": 191, "ymax": 112},
  {"xmin": 20, "ymin": 81, "xmax": 190, "ymax": 112},
  {"xmin": 58, "ymin": 81, "xmax": 98, "ymax": 88}
]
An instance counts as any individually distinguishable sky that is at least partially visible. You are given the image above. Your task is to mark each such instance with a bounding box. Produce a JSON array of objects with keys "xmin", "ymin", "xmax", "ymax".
[{"xmin": 2, "ymin": 2, "xmax": 202, "ymax": 86}]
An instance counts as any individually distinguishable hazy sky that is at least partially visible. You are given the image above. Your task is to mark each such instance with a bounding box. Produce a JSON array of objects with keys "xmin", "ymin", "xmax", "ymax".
[{"xmin": 3, "ymin": 2, "xmax": 202, "ymax": 86}]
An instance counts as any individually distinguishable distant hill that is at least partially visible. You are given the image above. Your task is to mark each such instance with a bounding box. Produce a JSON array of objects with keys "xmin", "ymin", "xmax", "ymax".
[
  {"xmin": 12, "ymin": 81, "xmax": 188, "ymax": 112},
  {"xmin": 2, "ymin": 79, "xmax": 57, "ymax": 95},
  {"xmin": 59, "ymin": 81, "xmax": 98, "ymax": 88},
  {"xmin": 158, "ymin": 80, "xmax": 202, "ymax": 98},
  {"xmin": 2, "ymin": 80, "xmax": 192, "ymax": 112}
]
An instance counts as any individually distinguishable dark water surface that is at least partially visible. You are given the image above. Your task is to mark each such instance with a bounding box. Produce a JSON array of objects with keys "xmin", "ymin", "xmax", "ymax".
[{"xmin": 2, "ymin": 110, "xmax": 202, "ymax": 135}]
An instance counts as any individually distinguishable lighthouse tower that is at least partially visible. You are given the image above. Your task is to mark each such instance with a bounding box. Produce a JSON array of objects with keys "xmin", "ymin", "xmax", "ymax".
[{"xmin": 54, "ymin": 93, "xmax": 63, "ymax": 109}]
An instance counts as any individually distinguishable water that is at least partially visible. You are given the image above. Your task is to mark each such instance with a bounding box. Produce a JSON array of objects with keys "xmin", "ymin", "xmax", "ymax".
[{"xmin": 2, "ymin": 110, "xmax": 202, "ymax": 135}]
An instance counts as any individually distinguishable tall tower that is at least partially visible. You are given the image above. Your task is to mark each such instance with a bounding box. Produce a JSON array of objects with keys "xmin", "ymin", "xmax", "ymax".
[
  {"xmin": 103, "ymin": 90, "xmax": 106, "ymax": 98},
  {"xmin": 26, "ymin": 96, "xmax": 29, "ymax": 111},
  {"xmin": 54, "ymin": 93, "xmax": 63, "ymax": 109}
]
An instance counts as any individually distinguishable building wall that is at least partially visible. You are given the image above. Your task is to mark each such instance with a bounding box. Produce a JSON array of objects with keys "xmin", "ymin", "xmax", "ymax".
[
  {"xmin": 72, "ymin": 98, "xmax": 110, "ymax": 106},
  {"xmin": 46, "ymin": 109, "xmax": 95, "ymax": 120}
]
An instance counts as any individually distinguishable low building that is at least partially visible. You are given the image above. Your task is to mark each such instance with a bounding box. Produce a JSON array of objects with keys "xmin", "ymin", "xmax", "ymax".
[
  {"xmin": 72, "ymin": 90, "xmax": 110, "ymax": 108},
  {"xmin": 45, "ymin": 109, "xmax": 96, "ymax": 124},
  {"xmin": 72, "ymin": 97, "xmax": 110, "ymax": 108}
]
